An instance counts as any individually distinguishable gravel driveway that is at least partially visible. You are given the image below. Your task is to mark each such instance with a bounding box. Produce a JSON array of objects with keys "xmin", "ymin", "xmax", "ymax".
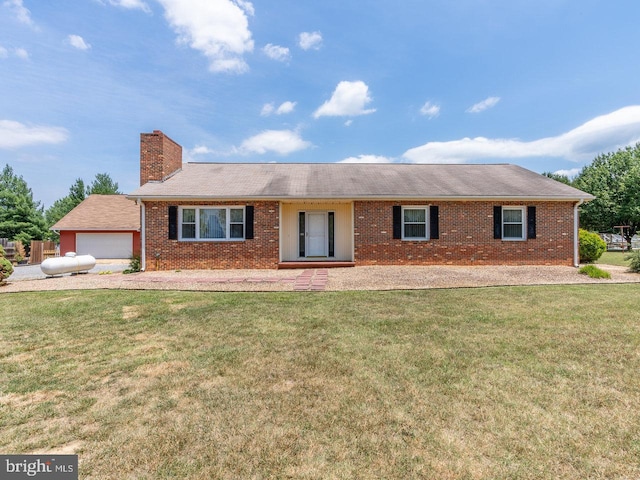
[{"xmin": 2, "ymin": 264, "xmax": 640, "ymax": 293}]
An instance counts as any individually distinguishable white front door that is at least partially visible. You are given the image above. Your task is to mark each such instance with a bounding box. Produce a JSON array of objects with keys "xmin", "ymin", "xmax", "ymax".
[{"xmin": 306, "ymin": 212, "xmax": 327, "ymax": 257}]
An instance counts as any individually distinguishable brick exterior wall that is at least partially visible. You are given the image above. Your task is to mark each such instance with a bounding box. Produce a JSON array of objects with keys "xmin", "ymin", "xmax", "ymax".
[
  {"xmin": 143, "ymin": 201, "xmax": 280, "ymax": 270},
  {"xmin": 354, "ymin": 201, "xmax": 575, "ymax": 266},
  {"xmin": 142, "ymin": 199, "xmax": 576, "ymax": 269},
  {"xmin": 140, "ymin": 131, "xmax": 183, "ymax": 186}
]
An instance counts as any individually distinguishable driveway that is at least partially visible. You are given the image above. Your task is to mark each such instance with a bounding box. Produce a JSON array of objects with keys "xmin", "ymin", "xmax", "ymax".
[{"xmin": 7, "ymin": 261, "xmax": 129, "ymax": 282}]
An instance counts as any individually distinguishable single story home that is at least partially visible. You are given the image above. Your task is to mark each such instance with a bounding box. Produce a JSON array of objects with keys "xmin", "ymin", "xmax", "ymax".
[
  {"xmin": 51, "ymin": 194, "xmax": 141, "ymax": 259},
  {"xmin": 128, "ymin": 130, "xmax": 594, "ymax": 271}
]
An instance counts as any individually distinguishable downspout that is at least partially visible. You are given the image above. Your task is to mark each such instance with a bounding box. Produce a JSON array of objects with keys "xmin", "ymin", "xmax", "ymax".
[
  {"xmin": 140, "ymin": 199, "xmax": 146, "ymax": 271},
  {"xmin": 574, "ymin": 199, "xmax": 585, "ymax": 267}
]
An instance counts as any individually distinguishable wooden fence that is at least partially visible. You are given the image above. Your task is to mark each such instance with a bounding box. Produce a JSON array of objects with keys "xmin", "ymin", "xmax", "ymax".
[
  {"xmin": 0, "ymin": 238, "xmax": 16, "ymax": 263},
  {"xmin": 28, "ymin": 240, "xmax": 57, "ymax": 264}
]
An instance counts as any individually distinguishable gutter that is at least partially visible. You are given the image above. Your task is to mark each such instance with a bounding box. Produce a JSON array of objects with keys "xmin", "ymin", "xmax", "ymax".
[
  {"xmin": 139, "ymin": 199, "xmax": 146, "ymax": 271},
  {"xmin": 126, "ymin": 194, "xmax": 594, "ymax": 203},
  {"xmin": 574, "ymin": 199, "xmax": 585, "ymax": 267}
]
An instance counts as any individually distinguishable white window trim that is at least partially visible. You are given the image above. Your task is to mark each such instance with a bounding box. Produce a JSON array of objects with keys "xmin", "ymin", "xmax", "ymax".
[
  {"xmin": 178, "ymin": 206, "xmax": 246, "ymax": 241},
  {"xmin": 502, "ymin": 206, "xmax": 526, "ymax": 241},
  {"xmin": 401, "ymin": 205, "xmax": 430, "ymax": 241}
]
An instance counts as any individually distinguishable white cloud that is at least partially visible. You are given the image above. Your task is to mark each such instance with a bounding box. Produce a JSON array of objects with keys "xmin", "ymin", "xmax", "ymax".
[
  {"xmin": 466, "ymin": 96, "xmax": 500, "ymax": 113},
  {"xmin": 191, "ymin": 145, "xmax": 215, "ymax": 155},
  {"xmin": 276, "ymin": 101, "xmax": 296, "ymax": 115},
  {"xmin": 260, "ymin": 103, "xmax": 275, "ymax": 116},
  {"xmin": 239, "ymin": 129, "xmax": 311, "ymax": 155},
  {"xmin": 261, "ymin": 101, "xmax": 296, "ymax": 116},
  {"xmin": 68, "ymin": 35, "xmax": 91, "ymax": 51},
  {"xmin": 234, "ymin": 0, "xmax": 254, "ymax": 15},
  {"xmin": 0, "ymin": 45, "xmax": 28, "ymax": 59},
  {"xmin": 14, "ymin": 47, "xmax": 28, "ymax": 59},
  {"xmin": 420, "ymin": 101, "xmax": 440, "ymax": 119},
  {"xmin": 3, "ymin": 0, "xmax": 34, "ymax": 26},
  {"xmin": 0, "ymin": 120, "xmax": 68, "ymax": 149},
  {"xmin": 157, "ymin": 0, "xmax": 254, "ymax": 74},
  {"xmin": 314, "ymin": 81, "xmax": 376, "ymax": 118},
  {"xmin": 107, "ymin": 0, "xmax": 150, "ymax": 12},
  {"xmin": 344, "ymin": 120, "xmax": 353, "ymax": 127},
  {"xmin": 299, "ymin": 31, "xmax": 322, "ymax": 50},
  {"xmin": 554, "ymin": 168, "xmax": 581, "ymax": 178},
  {"xmin": 263, "ymin": 43, "xmax": 290, "ymax": 62},
  {"xmin": 403, "ymin": 106, "xmax": 640, "ymax": 164},
  {"xmin": 339, "ymin": 154, "xmax": 394, "ymax": 164}
]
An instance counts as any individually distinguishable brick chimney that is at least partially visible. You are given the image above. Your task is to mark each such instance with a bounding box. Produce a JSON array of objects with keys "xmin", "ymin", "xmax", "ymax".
[{"xmin": 140, "ymin": 130, "xmax": 183, "ymax": 186}]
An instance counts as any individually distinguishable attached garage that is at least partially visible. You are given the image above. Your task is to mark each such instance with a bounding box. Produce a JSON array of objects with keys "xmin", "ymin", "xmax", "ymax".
[
  {"xmin": 52, "ymin": 195, "xmax": 141, "ymax": 260},
  {"xmin": 76, "ymin": 233, "xmax": 134, "ymax": 259}
]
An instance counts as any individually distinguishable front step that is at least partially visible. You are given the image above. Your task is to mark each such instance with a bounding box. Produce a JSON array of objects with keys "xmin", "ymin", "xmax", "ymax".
[{"xmin": 277, "ymin": 261, "xmax": 356, "ymax": 269}]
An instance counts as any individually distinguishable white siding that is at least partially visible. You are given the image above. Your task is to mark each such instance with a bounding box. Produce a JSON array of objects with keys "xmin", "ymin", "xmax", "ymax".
[{"xmin": 280, "ymin": 202, "xmax": 353, "ymax": 261}]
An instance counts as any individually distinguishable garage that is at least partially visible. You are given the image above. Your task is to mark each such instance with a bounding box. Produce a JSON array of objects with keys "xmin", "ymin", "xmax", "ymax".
[{"xmin": 76, "ymin": 233, "xmax": 133, "ymax": 259}]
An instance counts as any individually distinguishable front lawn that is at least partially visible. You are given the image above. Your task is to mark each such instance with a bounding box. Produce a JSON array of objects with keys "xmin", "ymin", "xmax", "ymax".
[
  {"xmin": 596, "ymin": 251, "xmax": 631, "ymax": 267},
  {"xmin": 1, "ymin": 287, "xmax": 640, "ymax": 479}
]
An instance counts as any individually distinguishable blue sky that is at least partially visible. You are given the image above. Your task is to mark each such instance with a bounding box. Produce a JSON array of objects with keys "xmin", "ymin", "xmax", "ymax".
[{"xmin": 2, "ymin": 0, "xmax": 640, "ymax": 208}]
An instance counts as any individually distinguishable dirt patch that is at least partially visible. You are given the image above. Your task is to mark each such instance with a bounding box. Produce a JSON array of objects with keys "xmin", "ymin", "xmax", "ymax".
[
  {"xmin": 136, "ymin": 361, "xmax": 191, "ymax": 378},
  {"xmin": 122, "ymin": 305, "xmax": 142, "ymax": 319},
  {"xmin": 1, "ymin": 390, "xmax": 67, "ymax": 408},
  {"xmin": 31, "ymin": 440, "xmax": 83, "ymax": 455}
]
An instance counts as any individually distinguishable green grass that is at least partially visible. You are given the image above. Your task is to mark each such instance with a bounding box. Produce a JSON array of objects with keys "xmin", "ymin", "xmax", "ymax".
[
  {"xmin": 578, "ymin": 264, "xmax": 611, "ymax": 279},
  {"xmin": 596, "ymin": 251, "xmax": 631, "ymax": 267},
  {"xmin": 2, "ymin": 287, "xmax": 640, "ymax": 479}
]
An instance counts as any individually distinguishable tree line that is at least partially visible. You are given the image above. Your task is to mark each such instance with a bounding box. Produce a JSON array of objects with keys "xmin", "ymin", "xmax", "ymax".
[
  {"xmin": 544, "ymin": 143, "xmax": 640, "ymax": 246},
  {"xmin": 0, "ymin": 165, "xmax": 120, "ymax": 247}
]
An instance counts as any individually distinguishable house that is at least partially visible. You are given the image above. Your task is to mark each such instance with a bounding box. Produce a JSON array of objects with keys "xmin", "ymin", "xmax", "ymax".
[
  {"xmin": 51, "ymin": 194, "xmax": 141, "ymax": 259},
  {"xmin": 128, "ymin": 130, "xmax": 594, "ymax": 271}
]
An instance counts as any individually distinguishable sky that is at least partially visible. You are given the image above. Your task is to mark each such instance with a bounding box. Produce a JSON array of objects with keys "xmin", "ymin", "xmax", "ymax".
[{"xmin": 2, "ymin": 0, "xmax": 640, "ymax": 208}]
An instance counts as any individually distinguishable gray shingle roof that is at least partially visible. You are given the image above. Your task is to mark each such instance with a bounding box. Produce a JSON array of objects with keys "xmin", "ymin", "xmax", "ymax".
[{"xmin": 128, "ymin": 163, "xmax": 593, "ymax": 201}]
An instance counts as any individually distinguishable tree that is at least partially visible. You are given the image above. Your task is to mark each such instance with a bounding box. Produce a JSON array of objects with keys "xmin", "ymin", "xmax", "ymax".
[
  {"xmin": 0, "ymin": 165, "xmax": 46, "ymax": 246},
  {"xmin": 574, "ymin": 144, "xmax": 640, "ymax": 246},
  {"xmin": 87, "ymin": 173, "xmax": 120, "ymax": 195},
  {"xmin": 542, "ymin": 172, "xmax": 573, "ymax": 186},
  {"xmin": 44, "ymin": 178, "xmax": 86, "ymax": 241}
]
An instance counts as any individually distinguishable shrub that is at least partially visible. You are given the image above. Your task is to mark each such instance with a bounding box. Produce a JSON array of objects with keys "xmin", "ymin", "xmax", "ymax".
[
  {"xmin": 578, "ymin": 264, "xmax": 611, "ymax": 279},
  {"xmin": 579, "ymin": 229, "xmax": 606, "ymax": 263},
  {"xmin": 123, "ymin": 254, "xmax": 141, "ymax": 274},
  {"xmin": 0, "ymin": 252, "xmax": 13, "ymax": 285},
  {"xmin": 625, "ymin": 250, "xmax": 640, "ymax": 273}
]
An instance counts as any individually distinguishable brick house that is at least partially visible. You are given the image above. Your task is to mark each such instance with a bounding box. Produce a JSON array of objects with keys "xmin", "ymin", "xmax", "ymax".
[{"xmin": 128, "ymin": 130, "xmax": 594, "ymax": 271}]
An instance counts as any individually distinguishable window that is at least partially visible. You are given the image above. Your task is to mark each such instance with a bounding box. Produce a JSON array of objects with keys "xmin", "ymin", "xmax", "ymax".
[
  {"xmin": 502, "ymin": 207, "xmax": 525, "ymax": 240},
  {"xmin": 402, "ymin": 206, "xmax": 429, "ymax": 240},
  {"xmin": 179, "ymin": 206, "xmax": 245, "ymax": 241}
]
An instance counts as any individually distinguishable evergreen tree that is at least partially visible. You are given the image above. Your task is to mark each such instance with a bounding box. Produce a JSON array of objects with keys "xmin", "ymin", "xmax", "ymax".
[
  {"xmin": 0, "ymin": 164, "xmax": 46, "ymax": 246},
  {"xmin": 44, "ymin": 178, "xmax": 86, "ymax": 240},
  {"xmin": 87, "ymin": 173, "xmax": 120, "ymax": 195}
]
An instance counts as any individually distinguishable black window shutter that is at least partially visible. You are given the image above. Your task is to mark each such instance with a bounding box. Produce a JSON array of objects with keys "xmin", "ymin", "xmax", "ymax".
[
  {"xmin": 430, "ymin": 205, "xmax": 439, "ymax": 240},
  {"xmin": 168, "ymin": 206, "xmax": 177, "ymax": 240},
  {"xmin": 245, "ymin": 206, "xmax": 254, "ymax": 239},
  {"xmin": 493, "ymin": 206, "xmax": 502, "ymax": 239},
  {"xmin": 527, "ymin": 206, "xmax": 536, "ymax": 239},
  {"xmin": 393, "ymin": 206, "xmax": 402, "ymax": 239}
]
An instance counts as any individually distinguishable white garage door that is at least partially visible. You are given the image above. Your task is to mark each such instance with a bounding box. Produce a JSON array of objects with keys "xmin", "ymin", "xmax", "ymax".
[{"xmin": 76, "ymin": 233, "xmax": 133, "ymax": 259}]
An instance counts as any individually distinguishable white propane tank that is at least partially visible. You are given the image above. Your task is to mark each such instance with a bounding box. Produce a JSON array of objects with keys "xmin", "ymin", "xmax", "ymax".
[{"xmin": 41, "ymin": 252, "xmax": 97, "ymax": 276}]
